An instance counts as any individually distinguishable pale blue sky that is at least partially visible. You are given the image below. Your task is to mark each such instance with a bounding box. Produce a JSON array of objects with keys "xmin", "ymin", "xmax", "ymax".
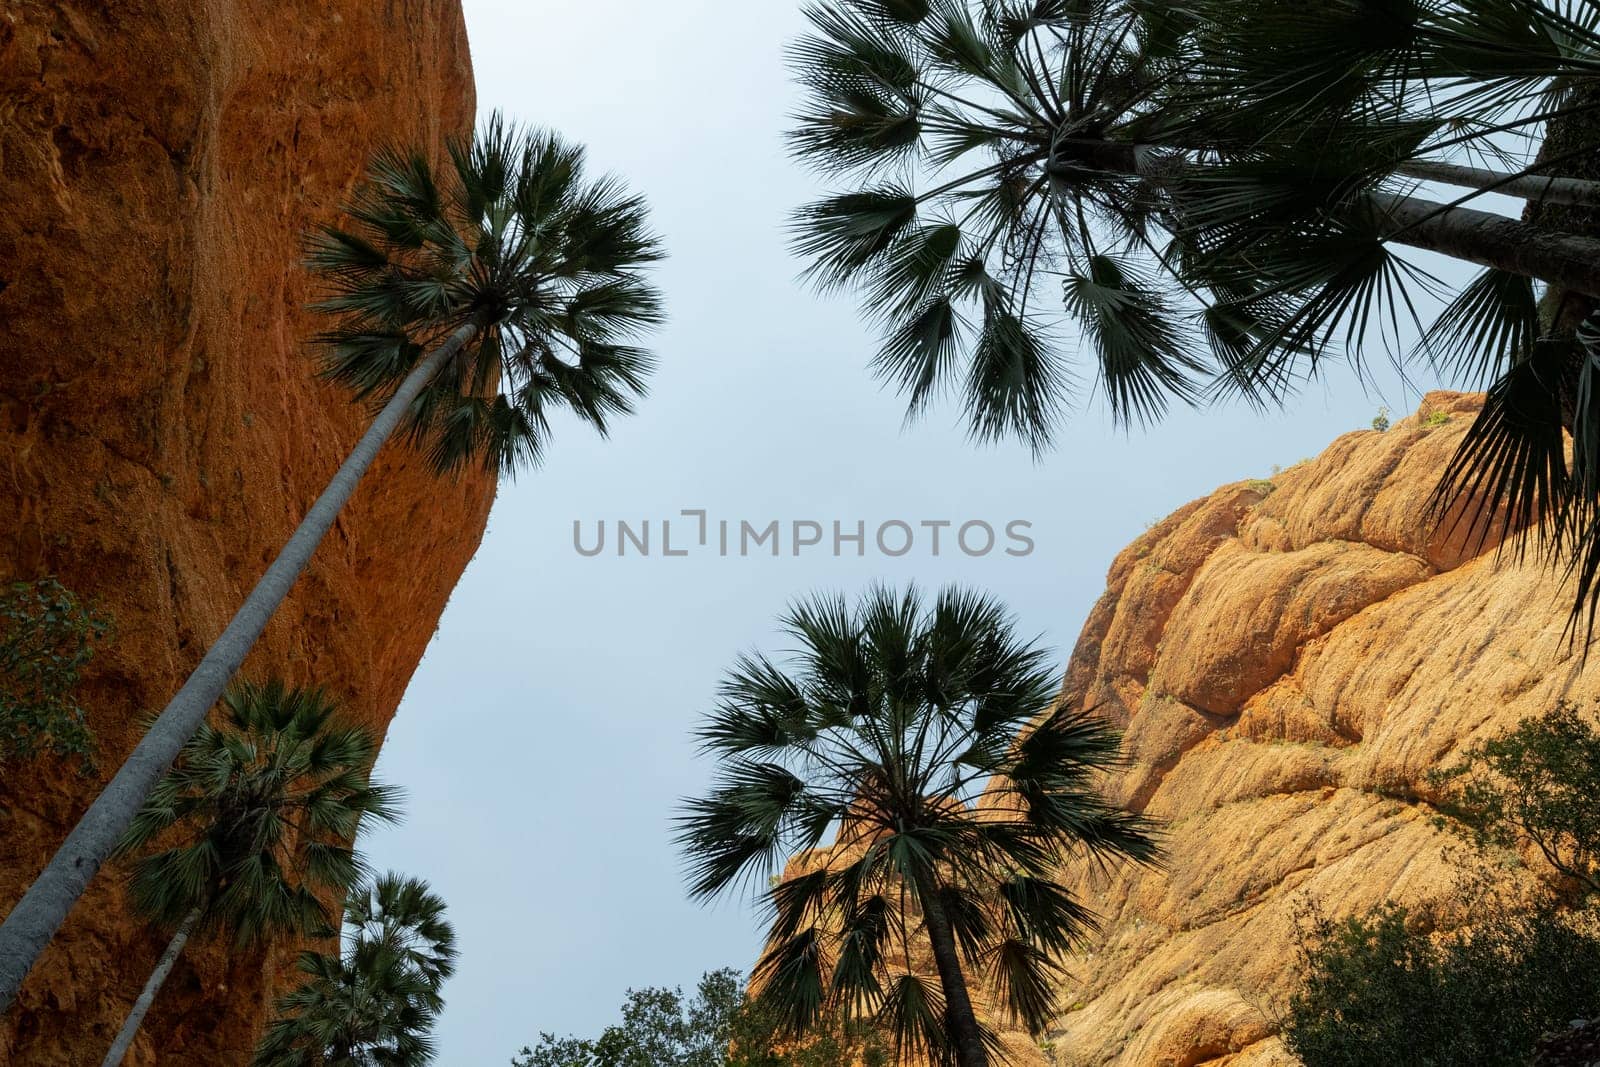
[{"xmin": 361, "ymin": 3, "xmax": 1463, "ymax": 1062}]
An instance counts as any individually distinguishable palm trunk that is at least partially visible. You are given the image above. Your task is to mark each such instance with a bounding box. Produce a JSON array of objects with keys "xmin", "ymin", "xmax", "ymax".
[
  {"xmin": 0, "ymin": 320, "xmax": 480, "ymax": 1013},
  {"xmin": 1058, "ymin": 141, "xmax": 1600, "ymax": 298},
  {"xmin": 915, "ymin": 877, "xmax": 989, "ymax": 1067},
  {"xmin": 1393, "ymin": 159, "xmax": 1600, "ymax": 209},
  {"xmin": 1370, "ymin": 192, "xmax": 1600, "ymax": 298},
  {"xmin": 99, "ymin": 907, "xmax": 200, "ymax": 1067}
]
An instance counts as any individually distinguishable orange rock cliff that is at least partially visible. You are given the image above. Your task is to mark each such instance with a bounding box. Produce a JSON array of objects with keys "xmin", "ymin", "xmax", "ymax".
[
  {"xmin": 783, "ymin": 392, "xmax": 1591, "ymax": 1067},
  {"xmin": 1047, "ymin": 391, "xmax": 1599, "ymax": 1065},
  {"xmin": 0, "ymin": 1, "xmax": 493, "ymax": 1063}
]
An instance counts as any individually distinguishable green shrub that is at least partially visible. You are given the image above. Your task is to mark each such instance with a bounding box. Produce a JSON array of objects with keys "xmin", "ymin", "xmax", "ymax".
[
  {"xmin": 1283, "ymin": 902, "xmax": 1600, "ymax": 1067},
  {"xmin": 512, "ymin": 968, "xmax": 889, "ymax": 1067},
  {"xmin": 0, "ymin": 578, "xmax": 108, "ymax": 770},
  {"xmin": 1285, "ymin": 703, "xmax": 1600, "ymax": 1065},
  {"xmin": 1432, "ymin": 701, "xmax": 1600, "ymax": 895}
]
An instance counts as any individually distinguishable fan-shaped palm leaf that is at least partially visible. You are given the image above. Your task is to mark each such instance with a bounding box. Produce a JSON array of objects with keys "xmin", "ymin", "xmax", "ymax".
[
  {"xmin": 311, "ymin": 112, "xmax": 665, "ymax": 477},
  {"xmin": 253, "ymin": 874, "xmax": 455, "ymax": 1067}
]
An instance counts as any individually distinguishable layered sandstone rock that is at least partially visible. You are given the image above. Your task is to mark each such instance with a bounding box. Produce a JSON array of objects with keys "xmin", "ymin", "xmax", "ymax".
[
  {"xmin": 0, "ymin": 2, "xmax": 492, "ymax": 1062},
  {"xmin": 1046, "ymin": 392, "xmax": 1589, "ymax": 1066}
]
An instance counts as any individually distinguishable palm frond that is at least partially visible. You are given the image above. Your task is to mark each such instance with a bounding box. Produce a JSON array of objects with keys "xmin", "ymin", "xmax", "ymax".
[
  {"xmin": 308, "ymin": 112, "xmax": 664, "ymax": 479},
  {"xmin": 1431, "ymin": 341, "xmax": 1571, "ymax": 560},
  {"xmin": 116, "ymin": 679, "xmax": 393, "ymax": 945},
  {"xmin": 1064, "ymin": 254, "xmax": 1206, "ymax": 423},
  {"xmin": 985, "ymin": 937, "xmax": 1067, "ymax": 1033},
  {"xmin": 876, "ymin": 973, "xmax": 952, "ymax": 1065},
  {"xmin": 1414, "ymin": 266, "xmax": 1540, "ymax": 384}
]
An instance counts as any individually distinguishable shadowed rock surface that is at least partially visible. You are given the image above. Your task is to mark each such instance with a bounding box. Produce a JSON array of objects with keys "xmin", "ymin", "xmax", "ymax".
[{"xmin": 0, "ymin": 1, "xmax": 492, "ymax": 1062}]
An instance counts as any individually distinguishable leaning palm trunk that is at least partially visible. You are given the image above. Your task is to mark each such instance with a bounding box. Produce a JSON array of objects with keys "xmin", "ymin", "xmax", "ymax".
[
  {"xmin": 0, "ymin": 321, "xmax": 478, "ymax": 1012},
  {"xmin": 1392, "ymin": 160, "xmax": 1600, "ymax": 209},
  {"xmin": 1369, "ymin": 192, "xmax": 1600, "ymax": 298},
  {"xmin": 100, "ymin": 907, "xmax": 201, "ymax": 1067},
  {"xmin": 1076, "ymin": 145, "xmax": 1600, "ymax": 298}
]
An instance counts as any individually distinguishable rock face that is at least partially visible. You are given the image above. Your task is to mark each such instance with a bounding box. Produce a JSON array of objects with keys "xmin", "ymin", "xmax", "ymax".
[
  {"xmin": 0, "ymin": 2, "xmax": 492, "ymax": 1063},
  {"xmin": 1047, "ymin": 392, "xmax": 1592, "ymax": 1066}
]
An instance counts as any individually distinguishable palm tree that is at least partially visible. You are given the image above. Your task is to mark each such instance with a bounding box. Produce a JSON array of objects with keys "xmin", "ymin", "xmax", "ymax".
[
  {"xmin": 677, "ymin": 586, "xmax": 1160, "ymax": 1067},
  {"xmin": 787, "ymin": 0, "xmax": 1600, "ymax": 623},
  {"xmin": 100, "ymin": 680, "xmax": 398, "ymax": 1067},
  {"xmin": 252, "ymin": 873, "xmax": 456, "ymax": 1067},
  {"xmin": 791, "ymin": 0, "xmax": 1600, "ymax": 432},
  {"xmin": 0, "ymin": 114, "xmax": 664, "ymax": 1009}
]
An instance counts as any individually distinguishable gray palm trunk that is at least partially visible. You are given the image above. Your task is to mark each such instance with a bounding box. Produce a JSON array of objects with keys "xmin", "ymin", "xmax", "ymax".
[
  {"xmin": 1067, "ymin": 143, "xmax": 1600, "ymax": 298},
  {"xmin": 1392, "ymin": 159, "xmax": 1600, "ymax": 209},
  {"xmin": 100, "ymin": 907, "xmax": 201, "ymax": 1067},
  {"xmin": 1369, "ymin": 192, "xmax": 1600, "ymax": 298},
  {"xmin": 0, "ymin": 320, "xmax": 480, "ymax": 1013}
]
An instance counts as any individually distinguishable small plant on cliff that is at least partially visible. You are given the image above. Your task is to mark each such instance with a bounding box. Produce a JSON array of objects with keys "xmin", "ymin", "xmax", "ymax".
[
  {"xmin": 0, "ymin": 114, "xmax": 665, "ymax": 1007},
  {"xmin": 253, "ymin": 873, "xmax": 456, "ymax": 1067},
  {"xmin": 1432, "ymin": 701, "xmax": 1600, "ymax": 897},
  {"xmin": 100, "ymin": 680, "xmax": 398, "ymax": 1067},
  {"xmin": 0, "ymin": 577, "xmax": 108, "ymax": 771},
  {"xmin": 677, "ymin": 585, "xmax": 1161, "ymax": 1067}
]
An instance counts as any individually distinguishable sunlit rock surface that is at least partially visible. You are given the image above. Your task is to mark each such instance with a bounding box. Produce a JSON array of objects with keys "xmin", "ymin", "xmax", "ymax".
[{"xmin": 1050, "ymin": 392, "xmax": 1587, "ymax": 1066}]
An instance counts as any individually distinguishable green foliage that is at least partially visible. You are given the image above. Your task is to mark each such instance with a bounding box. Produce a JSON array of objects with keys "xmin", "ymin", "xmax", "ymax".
[
  {"xmin": 1372, "ymin": 407, "xmax": 1391, "ymax": 432},
  {"xmin": 309, "ymin": 112, "xmax": 666, "ymax": 477},
  {"xmin": 677, "ymin": 586, "xmax": 1159, "ymax": 1063},
  {"xmin": 730, "ymin": 993, "xmax": 890, "ymax": 1067},
  {"xmin": 1433, "ymin": 701, "xmax": 1600, "ymax": 894},
  {"xmin": 1290, "ymin": 702, "xmax": 1600, "ymax": 1064},
  {"xmin": 254, "ymin": 873, "xmax": 457, "ymax": 1067},
  {"xmin": 1282, "ymin": 900, "xmax": 1600, "ymax": 1067},
  {"xmin": 787, "ymin": 0, "xmax": 1600, "ymax": 634},
  {"xmin": 788, "ymin": 0, "xmax": 1209, "ymax": 447},
  {"xmin": 115, "ymin": 679, "xmax": 400, "ymax": 945},
  {"xmin": 788, "ymin": 0, "xmax": 1600, "ymax": 441},
  {"xmin": 511, "ymin": 969, "xmax": 889, "ymax": 1067},
  {"xmin": 514, "ymin": 969, "xmax": 740, "ymax": 1067},
  {"xmin": 0, "ymin": 577, "xmax": 108, "ymax": 770}
]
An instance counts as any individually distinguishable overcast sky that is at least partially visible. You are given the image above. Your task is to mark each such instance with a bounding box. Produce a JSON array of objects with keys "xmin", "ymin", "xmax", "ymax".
[{"xmin": 360, "ymin": 3, "xmax": 1464, "ymax": 1062}]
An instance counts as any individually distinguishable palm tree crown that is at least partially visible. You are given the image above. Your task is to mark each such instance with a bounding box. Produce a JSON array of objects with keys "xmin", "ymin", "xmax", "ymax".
[
  {"xmin": 790, "ymin": 0, "xmax": 1600, "ymax": 631},
  {"xmin": 677, "ymin": 586, "xmax": 1159, "ymax": 1065},
  {"xmin": 253, "ymin": 874, "xmax": 456, "ymax": 1067},
  {"xmin": 310, "ymin": 111, "xmax": 666, "ymax": 476},
  {"xmin": 117, "ymin": 680, "xmax": 399, "ymax": 945},
  {"xmin": 791, "ymin": 0, "xmax": 1210, "ymax": 446},
  {"xmin": 342, "ymin": 873, "xmax": 457, "ymax": 1013},
  {"xmin": 792, "ymin": 0, "xmax": 1600, "ymax": 438}
]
